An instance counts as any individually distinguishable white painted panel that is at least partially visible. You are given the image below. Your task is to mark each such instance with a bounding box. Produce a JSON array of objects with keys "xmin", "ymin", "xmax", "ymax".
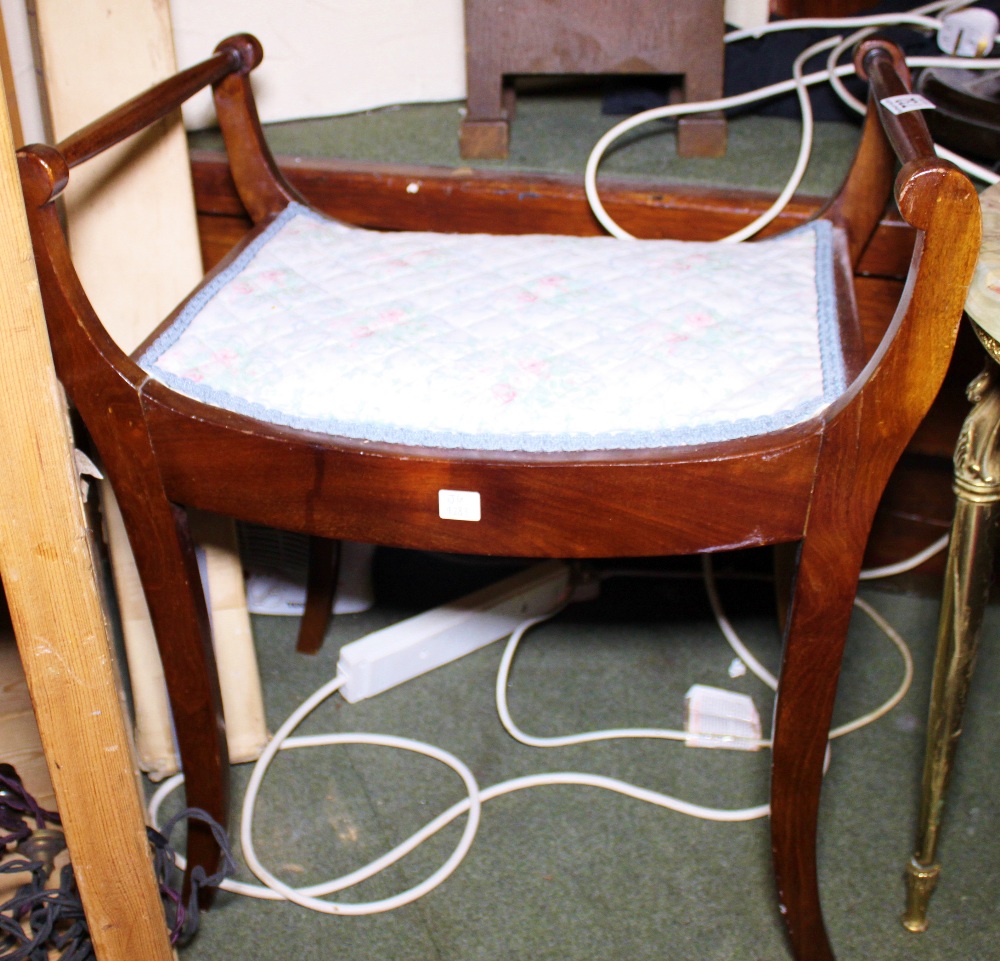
[
  {"xmin": 169, "ymin": 0, "xmax": 467, "ymax": 127},
  {"xmin": 725, "ymin": 0, "xmax": 771, "ymax": 30},
  {"xmin": 0, "ymin": 0, "xmax": 47, "ymax": 143},
  {"xmin": 5, "ymin": 1, "xmax": 762, "ymax": 129}
]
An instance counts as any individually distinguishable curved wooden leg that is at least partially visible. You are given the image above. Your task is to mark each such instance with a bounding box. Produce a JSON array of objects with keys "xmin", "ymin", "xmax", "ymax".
[
  {"xmin": 113, "ymin": 486, "xmax": 229, "ymax": 901},
  {"xmin": 296, "ymin": 536, "xmax": 340, "ymax": 655},
  {"xmin": 61, "ymin": 360, "xmax": 231, "ymax": 897},
  {"xmin": 903, "ymin": 363, "xmax": 1000, "ymax": 931},
  {"xmin": 767, "ymin": 349, "xmax": 943, "ymax": 961},
  {"xmin": 770, "ymin": 531, "xmax": 860, "ymax": 961}
]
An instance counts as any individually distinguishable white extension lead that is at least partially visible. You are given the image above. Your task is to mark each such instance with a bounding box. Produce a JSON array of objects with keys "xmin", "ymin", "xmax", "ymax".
[
  {"xmin": 150, "ymin": 2, "xmax": 975, "ymax": 915},
  {"xmin": 149, "ymin": 551, "xmax": 926, "ymax": 913}
]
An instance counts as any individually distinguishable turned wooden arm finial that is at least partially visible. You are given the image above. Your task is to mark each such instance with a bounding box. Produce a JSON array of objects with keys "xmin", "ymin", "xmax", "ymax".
[
  {"xmin": 214, "ymin": 34, "xmax": 264, "ymax": 76},
  {"xmin": 16, "ymin": 143, "xmax": 68, "ymax": 208}
]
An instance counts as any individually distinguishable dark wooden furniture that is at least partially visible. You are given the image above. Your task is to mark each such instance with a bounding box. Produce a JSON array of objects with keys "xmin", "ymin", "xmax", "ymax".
[
  {"xmin": 773, "ymin": 0, "xmax": 883, "ymax": 16},
  {"xmin": 17, "ymin": 36, "xmax": 980, "ymax": 961},
  {"xmin": 460, "ymin": 0, "xmax": 727, "ymax": 159}
]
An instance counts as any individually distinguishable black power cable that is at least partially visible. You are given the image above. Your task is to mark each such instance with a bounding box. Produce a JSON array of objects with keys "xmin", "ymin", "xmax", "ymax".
[{"xmin": 1, "ymin": 763, "xmax": 233, "ymax": 957}]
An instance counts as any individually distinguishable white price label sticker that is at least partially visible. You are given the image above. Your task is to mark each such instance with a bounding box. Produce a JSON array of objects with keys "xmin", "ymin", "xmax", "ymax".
[
  {"xmin": 879, "ymin": 94, "xmax": 935, "ymax": 116},
  {"xmin": 438, "ymin": 489, "xmax": 482, "ymax": 521}
]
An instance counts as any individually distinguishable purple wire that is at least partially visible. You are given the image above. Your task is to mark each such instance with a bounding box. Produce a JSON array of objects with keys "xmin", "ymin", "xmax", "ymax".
[{"xmin": 0, "ymin": 772, "xmax": 60, "ymax": 832}]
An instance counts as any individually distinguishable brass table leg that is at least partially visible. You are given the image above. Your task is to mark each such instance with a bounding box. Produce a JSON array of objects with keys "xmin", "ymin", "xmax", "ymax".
[{"xmin": 903, "ymin": 363, "xmax": 1000, "ymax": 932}]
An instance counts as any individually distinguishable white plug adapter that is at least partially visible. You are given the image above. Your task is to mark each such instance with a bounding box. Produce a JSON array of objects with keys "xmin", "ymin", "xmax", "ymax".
[
  {"xmin": 684, "ymin": 684, "xmax": 762, "ymax": 751},
  {"xmin": 937, "ymin": 8, "xmax": 999, "ymax": 57}
]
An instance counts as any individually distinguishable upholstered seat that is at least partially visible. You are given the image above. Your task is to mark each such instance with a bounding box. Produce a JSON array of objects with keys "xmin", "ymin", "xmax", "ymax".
[{"xmin": 142, "ymin": 207, "xmax": 843, "ymax": 451}]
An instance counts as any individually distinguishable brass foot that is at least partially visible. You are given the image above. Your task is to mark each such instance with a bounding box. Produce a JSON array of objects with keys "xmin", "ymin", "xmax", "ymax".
[{"xmin": 902, "ymin": 858, "xmax": 940, "ymax": 932}]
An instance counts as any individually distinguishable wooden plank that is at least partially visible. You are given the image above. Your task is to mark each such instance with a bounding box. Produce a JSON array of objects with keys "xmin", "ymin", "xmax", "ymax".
[
  {"xmin": 0, "ymin": 67, "xmax": 173, "ymax": 961},
  {"xmin": 34, "ymin": 0, "xmax": 264, "ymax": 776}
]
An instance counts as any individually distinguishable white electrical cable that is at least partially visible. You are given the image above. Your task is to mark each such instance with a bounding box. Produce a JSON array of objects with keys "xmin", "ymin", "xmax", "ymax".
[
  {"xmin": 825, "ymin": 27, "xmax": 875, "ymax": 115},
  {"xmin": 493, "ymin": 604, "xmax": 769, "ymax": 751},
  {"xmin": 745, "ymin": 0, "xmax": 983, "ymax": 113},
  {"xmin": 723, "ymin": 12, "xmax": 944, "ymax": 44},
  {"xmin": 817, "ymin": 0, "xmax": 966, "ymax": 116},
  {"xmin": 148, "ymin": 545, "xmax": 920, "ymax": 907},
  {"xmin": 829, "ymin": 595, "xmax": 916, "ymax": 738},
  {"xmin": 819, "ymin": 44, "xmax": 1000, "ymax": 185},
  {"xmin": 725, "ymin": 36, "xmax": 831, "ymax": 242},
  {"xmin": 148, "ymin": 553, "xmax": 917, "ymax": 908},
  {"xmin": 495, "ymin": 557, "xmax": 915, "ymax": 748},
  {"xmin": 699, "ymin": 556, "xmax": 780, "ymax": 691},
  {"xmin": 583, "ymin": 58, "xmax": 856, "ymax": 241},
  {"xmin": 585, "ymin": 5, "xmax": 1000, "ymax": 241},
  {"xmin": 151, "ymin": 747, "xmax": 770, "ymax": 908},
  {"xmin": 859, "ymin": 532, "xmax": 951, "ymax": 579},
  {"xmin": 825, "ymin": 41, "xmax": 1000, "ymax": 183},
  {"xmin": 697, "ymin": 555, "xmax": 916, "ymax": 739},
  {"xmin": 151, "ymin": 672, "xmax": 485, "ymax": 911},
  {"xmin": 240, "ymin": 742, "xmax": 481, "ymax": 914}
]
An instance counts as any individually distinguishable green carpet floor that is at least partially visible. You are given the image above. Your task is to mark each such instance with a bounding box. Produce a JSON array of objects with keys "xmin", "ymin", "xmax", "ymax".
[{"xmin": 161, "ymin": 548, "xmax": 1000, "ymax": 961}]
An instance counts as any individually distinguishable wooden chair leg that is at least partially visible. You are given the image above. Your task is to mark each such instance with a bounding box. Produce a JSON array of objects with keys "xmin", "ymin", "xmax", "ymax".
[
  {"xmin": 773, "ymin": 541, "xmax": 797, "ymax": 633},
  {"xmin": 113, "ymin": 487, "xmax": 230, "ymax": 902},
  {"xmin": 296, "ymin": 536, "xmax": 340, "ymax": 655},
  {"xmin": 769, "ymin": 532, "xmax": 863, "ymax": 961}
]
